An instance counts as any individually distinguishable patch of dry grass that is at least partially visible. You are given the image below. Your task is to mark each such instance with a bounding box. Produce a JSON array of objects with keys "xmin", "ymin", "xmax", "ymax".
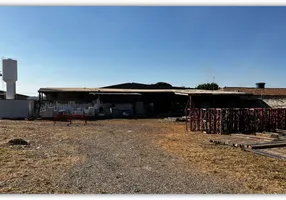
[
  {"xmin": 0, "ymin": 119, "xmax": 155, "ymax": 194},
  {"xmin": 155, "ymin": 121, "xmax": 286, "ymax": 194},
  {"xmin": 0, "ymin": 120, "xmax": 85, "ymax": 193}
]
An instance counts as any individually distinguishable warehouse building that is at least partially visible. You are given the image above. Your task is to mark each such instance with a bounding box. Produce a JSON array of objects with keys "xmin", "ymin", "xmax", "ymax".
[
  {"xmin": 38, "ymin": 87, "xmax": 188, "ymax": 118},
  {"xmin": 38, "ymin": 82, "xmax": 263, "ymax": 119}
]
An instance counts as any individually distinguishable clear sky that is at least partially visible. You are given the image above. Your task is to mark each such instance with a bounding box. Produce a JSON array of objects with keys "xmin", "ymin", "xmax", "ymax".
[{"xmin": 0, "ymin": 6, "xmax": 286, "ymax": 96}]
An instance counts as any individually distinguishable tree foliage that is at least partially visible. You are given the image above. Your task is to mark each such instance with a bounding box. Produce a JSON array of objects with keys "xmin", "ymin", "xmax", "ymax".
[
  {"xmin": 195, "ymin": 82, "xmax": 220, "ymax": 90},
  {"xmin": 153, "ymin": 82, "xmax": 173, "ymax": 88}
]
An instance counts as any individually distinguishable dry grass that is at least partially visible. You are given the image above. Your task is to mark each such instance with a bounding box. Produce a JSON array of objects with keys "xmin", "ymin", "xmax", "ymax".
[
  {"xmin": 155, "ymin": 121, "xmax": 286, "ymax": 194},
  {"xmin": 0, "ymin": 120, "xmax": 85, "ymax": 193},
  {"xmin": 1, "ymin": 119, "xmax": 286, "ymax": 194}
]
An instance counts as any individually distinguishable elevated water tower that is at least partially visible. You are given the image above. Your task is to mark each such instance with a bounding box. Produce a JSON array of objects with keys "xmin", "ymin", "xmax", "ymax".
[{"xmin": 2, "ymin": 58, "xmax": 18, "ymax": 100}]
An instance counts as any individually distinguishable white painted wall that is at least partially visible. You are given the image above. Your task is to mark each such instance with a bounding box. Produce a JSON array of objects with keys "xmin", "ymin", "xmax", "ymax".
[
  {"xmin": 262, "ymin": 98, "xmax": 286, "ymax": 108},
  {"xmin": 0, "ymin": 100, "xmax": 30, "ymax": 118}
]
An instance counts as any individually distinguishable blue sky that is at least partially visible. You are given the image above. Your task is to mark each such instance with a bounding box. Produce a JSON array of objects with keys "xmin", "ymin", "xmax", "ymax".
[{"xmin": 0, "ymin": 6, "xmax": 286, "ymax": 95}]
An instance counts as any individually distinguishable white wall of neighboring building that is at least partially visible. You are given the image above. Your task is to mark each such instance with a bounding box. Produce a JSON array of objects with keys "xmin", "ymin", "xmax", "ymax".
[
  {"xmin": 0, "ymin": 100, "xmax": 31, "ymax": 118},
  {"xmin": 262, "ymin": 97, "xmax": 286, "ymax": 108}
]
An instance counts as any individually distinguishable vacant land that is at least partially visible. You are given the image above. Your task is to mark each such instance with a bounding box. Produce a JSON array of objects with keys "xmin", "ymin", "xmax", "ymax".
[{"xmin": 0, "ymin": 119, "xmax": 285, "ymax": 194}]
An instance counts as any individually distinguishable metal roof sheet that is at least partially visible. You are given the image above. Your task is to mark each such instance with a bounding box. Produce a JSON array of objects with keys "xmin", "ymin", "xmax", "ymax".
[
  {"xmin": 39, "ymin": 87, "xmax": 250, "ymax": 95},
  {"xmin": 89, "ymin": 92, "xmax": 142, "ymax": 95}
]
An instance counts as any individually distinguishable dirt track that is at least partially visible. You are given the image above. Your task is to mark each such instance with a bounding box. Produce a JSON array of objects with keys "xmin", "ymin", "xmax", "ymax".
[{"xmin": 55, "ymin": 120, "xmax": 245, "ymax": 194}]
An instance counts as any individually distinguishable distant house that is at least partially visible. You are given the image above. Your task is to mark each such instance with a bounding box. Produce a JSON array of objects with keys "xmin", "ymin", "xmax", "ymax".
[
  {"xmin": 0, "ymin": 90, "xmax": 29, "ymax": 100},
  {"xmin": 222, "ymin": 83, "xmax": 286, "ymax": 108}
]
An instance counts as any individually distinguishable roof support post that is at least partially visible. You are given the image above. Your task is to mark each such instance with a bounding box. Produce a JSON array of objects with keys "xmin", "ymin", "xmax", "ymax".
[
  {"xmin": 185, "ymin": 95, "xmax": 192, "ymax": 132},
  {"xmin": 189, "ymin": 95, "xmax": 192, "ymax": 131},
  {"xmin": 37, "ymin": 92, "xmax": 42, "ymax": 118}
]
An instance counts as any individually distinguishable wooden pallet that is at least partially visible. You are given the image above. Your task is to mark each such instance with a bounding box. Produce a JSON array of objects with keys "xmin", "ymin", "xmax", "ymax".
[
  {"xmin": 209, "ymin": 134, "xmax": 274, "ymax": 148},
  {"xmin": 209, "ymin": 139, "xmax": 286, "ymax": 149},
  {"xmin": 243, "ymin": 148, "xmax": 286, "ymax": 161},
  {"xmin": 244, "ymin": 141, "xmax": 286, "ymax": 149},
  {"xmin": 209, "ymin": 134, "xmax": 286, "ymax": 161}
]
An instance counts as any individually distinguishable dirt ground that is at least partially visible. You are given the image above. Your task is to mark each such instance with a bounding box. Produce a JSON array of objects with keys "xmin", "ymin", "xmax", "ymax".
[{"xmin": 0, "ymin": 119, "xmax": 285, "ymax": 194}]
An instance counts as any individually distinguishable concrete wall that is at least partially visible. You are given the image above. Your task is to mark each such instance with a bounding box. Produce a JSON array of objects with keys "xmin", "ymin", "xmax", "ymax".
[
  {"xmin": 262, "ymin": 97, "xmax": 286, "ymax": 108},
  {"xmin": 0, "ymin": 100, "xmax": 31, "ymax": 118}
]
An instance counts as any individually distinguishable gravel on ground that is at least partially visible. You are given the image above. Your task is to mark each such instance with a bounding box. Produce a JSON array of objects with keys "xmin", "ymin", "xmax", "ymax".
[
  {"xmin": 55, "ymin": 120, "xmax": 246, "ymax": 194},
  {"xmin": 3, "ymin": 119, "xmax": 280, "ymax": 194}
]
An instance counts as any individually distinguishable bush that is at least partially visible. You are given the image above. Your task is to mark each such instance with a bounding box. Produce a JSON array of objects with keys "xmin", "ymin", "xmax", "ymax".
[{"xmin": 195, "ymin": 82, "xmax": 220, "ymax": 90}]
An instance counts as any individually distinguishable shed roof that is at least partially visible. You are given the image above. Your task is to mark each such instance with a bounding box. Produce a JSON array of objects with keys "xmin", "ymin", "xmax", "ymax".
[
  {"xmin": 39, "ymin": 88, "xmax": 177, "ymax": 93},
  {"xmin": 39, "ymin": 87, "xmax": 250, "ymax": 96},
  {"xmin": 174, "ymin": 89, "xmax": 251, "ymax": 96},
  {"xmin": 89, "ymin": 92, "xmax": 142, "ymax": 96}
]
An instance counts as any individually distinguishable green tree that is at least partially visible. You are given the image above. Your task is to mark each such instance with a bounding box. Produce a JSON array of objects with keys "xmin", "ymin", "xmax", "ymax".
[{"xmin": 195, "ymin": 82, "xmax": 220, "ymax": 90}]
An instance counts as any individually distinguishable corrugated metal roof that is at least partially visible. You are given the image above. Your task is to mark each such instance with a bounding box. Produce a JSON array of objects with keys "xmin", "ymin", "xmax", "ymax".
[
  {"xmin": 89, "ymin": 92, "xmax": 142, "ymax": 95},
  {"xmin": 175, "ymin": 90, "xmax": 251, "ymax": 95},
  {"xmin": 38, "ymin": 88, "xmax": 176, "ymax": 92},
  {"xmin": 38, "ymin": 87, "xmax": 250, "ymax": 95}
]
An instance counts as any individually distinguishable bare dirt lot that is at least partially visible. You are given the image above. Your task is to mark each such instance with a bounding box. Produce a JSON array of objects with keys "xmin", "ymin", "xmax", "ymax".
[{"xmin": 0, "ymin": 119, "xmax": 285, "ymax": 194}]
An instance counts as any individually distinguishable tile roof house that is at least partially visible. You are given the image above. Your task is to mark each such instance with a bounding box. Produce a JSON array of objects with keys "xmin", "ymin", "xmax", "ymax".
[
  {"xmin": 222, "ymin": 83, "xmax": 286, "ymax": 108},
  {"xmin": 222, "ymin": 87, "xmax": 286, "ymax": 97}
]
